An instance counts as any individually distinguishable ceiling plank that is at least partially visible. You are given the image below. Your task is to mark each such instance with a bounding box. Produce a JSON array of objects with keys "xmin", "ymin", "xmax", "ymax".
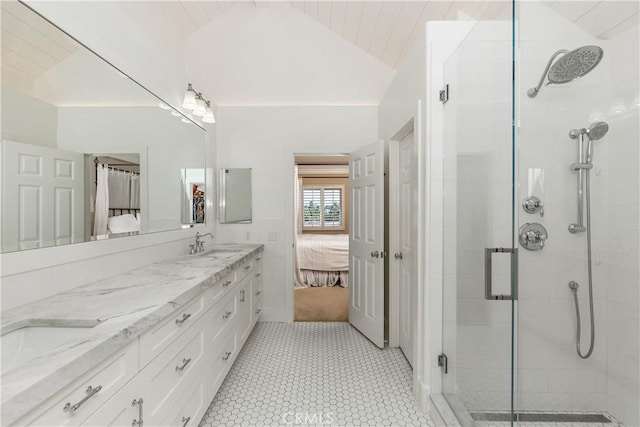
[
  {"xmin": 598, "ymin": 11, "xmax": 639, "ymax": 39},
  {"xmin": 575, "ymin": 1, "xmax": 639, "ymax": 38},
  {"xmin": 343, "ymin": 1, "xmax": 365, "ymax": 43},
  {"xmin": 355, "ymin": 1, "xmax": 383, "ymax": 52},
  {"xmin": 549, "ymin": 0, "xmax": 602, "ymax": 22},
  {"xmin": 423, "ymin": 0, "xmax": 455, "ymax": 21},
  {"xmin": 445, "ymin": 1, "xmax": 484, "ymax": 20},
  {"xmin": 198, "ymin": 1, "xmax": 224, "ymax": 20},
  {"xmin": 329, "ymin": 0, "xmax": 348, "ymax": 36},
  {"xmin": 381, "ymin": 1, "xmax": 426, "ymax": 68},
  {"xmin": 179, "ymin": 2, "xmax": 212, "ymax": 30},
  {"xmin": 317, "ymin": 1, "xmax": 332, "ymax": 27},
  {"xmin": 304, "ymin": 1, "xmax": 319, "ymax": 21},
  {"xmin": 368, "ymin": 1, "xmax": 403, "ymax": 59},
  {"xmin": 1, "ymin": 29, "xmax": 62, "ymax": 72}
]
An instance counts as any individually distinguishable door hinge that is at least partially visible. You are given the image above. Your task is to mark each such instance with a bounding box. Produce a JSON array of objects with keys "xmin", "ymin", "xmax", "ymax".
[
  {"xmin": 439, "ymin": 84, "xmax": 449, "ymax": 104},
  {"xmin": 437, "ymin": 353, "xmax": 448, "ymax": 374}
]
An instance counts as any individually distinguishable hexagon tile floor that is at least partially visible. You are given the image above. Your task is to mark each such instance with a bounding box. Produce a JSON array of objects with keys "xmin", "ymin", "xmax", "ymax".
[{"xmin": 198, "ymin": 322, "xmax": 434, "ymax": 427}]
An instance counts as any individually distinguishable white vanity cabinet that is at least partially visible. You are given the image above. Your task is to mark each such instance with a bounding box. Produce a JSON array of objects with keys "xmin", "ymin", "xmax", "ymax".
[
  {"xmin": 11, "ymin": 249, "xmax": 264, "ymax": 427},
  {"xmin": 18, "ymin": 341, "xmax": 139, "ymax": 427}
]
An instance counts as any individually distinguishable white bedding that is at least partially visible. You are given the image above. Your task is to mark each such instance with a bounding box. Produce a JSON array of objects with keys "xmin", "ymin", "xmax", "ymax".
[{"xmin": 296, "ymin": 234, "xmax": 349, "ymax": 271}]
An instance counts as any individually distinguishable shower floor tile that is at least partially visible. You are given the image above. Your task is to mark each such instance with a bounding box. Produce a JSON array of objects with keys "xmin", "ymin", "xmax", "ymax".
[{"xmin": 199, "ymin": 322, "xmax": 433, "ymax": 427}]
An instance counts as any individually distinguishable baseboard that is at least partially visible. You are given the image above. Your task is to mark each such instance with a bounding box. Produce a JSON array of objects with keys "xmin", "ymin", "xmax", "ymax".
[{"xmin": 258, "ymin": 307, "xmax": 289, "ymax": 322}]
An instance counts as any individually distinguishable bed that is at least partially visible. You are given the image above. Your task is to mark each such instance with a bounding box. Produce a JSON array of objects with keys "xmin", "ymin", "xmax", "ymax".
[{"xmin": 296, "ymin": 233, "xmax": 349, "ymax": 288}]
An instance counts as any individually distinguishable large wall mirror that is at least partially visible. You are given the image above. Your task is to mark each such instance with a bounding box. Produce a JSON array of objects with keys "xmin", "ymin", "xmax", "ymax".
[{"xmin": 1, "ymin": 2, "xmax": 207, "ymax": 253}]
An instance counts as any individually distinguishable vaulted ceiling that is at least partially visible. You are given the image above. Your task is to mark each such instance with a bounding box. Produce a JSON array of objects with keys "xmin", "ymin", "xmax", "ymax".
[{"xmin": 119, "ymin": 1, "xmax": 639, "ymax": 70}]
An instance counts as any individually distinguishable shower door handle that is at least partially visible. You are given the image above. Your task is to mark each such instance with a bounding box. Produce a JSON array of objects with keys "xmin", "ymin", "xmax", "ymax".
[{"xmin": 484, "ymin": 248, "xmax": 518, "ymax": 300}]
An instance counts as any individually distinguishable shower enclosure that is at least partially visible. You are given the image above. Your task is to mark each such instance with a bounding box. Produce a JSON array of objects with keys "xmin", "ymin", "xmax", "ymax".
[{"xmin": 439, "ymin": 1, "xmax": 639, "ymax": 425}]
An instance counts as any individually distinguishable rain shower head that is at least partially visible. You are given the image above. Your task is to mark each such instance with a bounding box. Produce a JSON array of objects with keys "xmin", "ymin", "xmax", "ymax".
[
  {"xmin": 586, "ymin": 121, "xmax": 609, "ymax": 141},
  {"xmin": 527, "ymin": 45, "xmax": 604, "ymax": 98}
]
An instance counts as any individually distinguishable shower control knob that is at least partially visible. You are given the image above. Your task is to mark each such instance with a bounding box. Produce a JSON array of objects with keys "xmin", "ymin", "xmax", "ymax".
[
  {"xmin": 519, "ymin": 223, "xmax": 548, "ymax": 251},
  {"xmin": 522, "ymin": 196, "xmax": 544, "ymax": 217}
]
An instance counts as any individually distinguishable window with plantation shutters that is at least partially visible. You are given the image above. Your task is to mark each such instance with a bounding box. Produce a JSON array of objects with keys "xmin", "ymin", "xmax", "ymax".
[{"xmin": 301, "ymin": 186, "xmax": 344, "ymax": 230}]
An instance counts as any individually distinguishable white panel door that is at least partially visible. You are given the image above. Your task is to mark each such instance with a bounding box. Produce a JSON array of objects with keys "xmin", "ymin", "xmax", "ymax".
[
  {"xmin": 349, "ymin": 140, "xmax": 385, "ymax": 348},
  {"xmin": 398, "ymin": 131, "xmax": 415, "ymax": 366},
  {"xmin": 2, "ymin": 140, "xmax": 84, "ymax": 252}
]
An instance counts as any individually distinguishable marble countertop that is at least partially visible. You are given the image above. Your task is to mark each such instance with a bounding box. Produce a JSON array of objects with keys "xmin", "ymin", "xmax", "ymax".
[{"xmin": 0, "ymin": 243, "xmax": 263, "ymax": 426}]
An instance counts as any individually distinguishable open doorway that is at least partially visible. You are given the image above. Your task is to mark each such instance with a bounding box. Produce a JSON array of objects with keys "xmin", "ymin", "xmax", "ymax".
[{"xmin": 293, "ymin": 154, "xmax": 349, "ymax": 322}]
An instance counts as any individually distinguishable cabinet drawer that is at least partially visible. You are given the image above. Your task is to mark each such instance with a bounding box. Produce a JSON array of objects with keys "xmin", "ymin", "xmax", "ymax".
[
  {"xmin": 210, "ymin": 292, "xmax": 238, "ymax": 344},
  {"xmin": 140, "ymin": 309, "xmax": 210, "ymax": 424},
  {"xmin": 81, "ymin": 376, "xmax": 142, "ymax": 427},
  {"xmin": 236, "ymin": 259, "xmax": 254, "ymax": 281},
  {"xmin": 206, "ymin": 270, "xmax": 236, "ymax": 308},
  {"xmin": 210, "ymin": 331, "xmax": 237, "ymax": 394},
  {"xmin": 139, "ymin": 292, "xmax": 207, "ymax": 367},
  {"xmin": 169, "ymin": 381, "xmax": 207, "ymax": 427},
  {"xmin": 23, "ymin": 341, "xmax": 138, "ymax": 427}
]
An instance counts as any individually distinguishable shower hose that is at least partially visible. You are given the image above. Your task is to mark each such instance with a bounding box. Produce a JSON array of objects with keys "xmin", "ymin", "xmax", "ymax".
[{"xmin": 570, "ymin": 168, "xmax": 595, "ymax": 359}]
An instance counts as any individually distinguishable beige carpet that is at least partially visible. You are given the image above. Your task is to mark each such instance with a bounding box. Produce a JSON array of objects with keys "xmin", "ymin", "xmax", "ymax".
[{"xmin": 295, "ymin": 286, "xmax": 348, "ymax": 322}]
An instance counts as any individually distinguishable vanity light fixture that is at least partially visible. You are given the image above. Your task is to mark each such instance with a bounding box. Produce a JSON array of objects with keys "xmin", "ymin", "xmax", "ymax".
[
  {"xmin": 182, "ymin": 83, "xmax": 216, "ymax": 125},
  {"xmin": 182, "ymin": 83, "xmax": 197, "ymax": 109},
  {"xmin": 193, "ymin": 93, "xmax": 206, "ymax": 116},
  {"xmin": 202, "ymin": 101, "xmax": 216, "ymax": 124}
]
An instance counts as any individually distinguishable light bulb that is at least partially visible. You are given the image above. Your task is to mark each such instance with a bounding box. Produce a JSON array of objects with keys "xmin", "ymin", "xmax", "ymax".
[
  {"xmin": 182, "ymin": 84, "xmax": 197, "ymax": 109},
  {"xmin": 203, "ymin": 102, "xmax": 216, "ymax": 124},
  {"xmin": 193, "ymin": 94, "xmax": 206, "ymax": 116}
]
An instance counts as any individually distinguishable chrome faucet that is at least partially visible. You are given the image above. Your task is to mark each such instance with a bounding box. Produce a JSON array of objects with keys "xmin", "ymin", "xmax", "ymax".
[{"xmin": 190, "ymin": 232, "xmax": 213, "ymax": 254}]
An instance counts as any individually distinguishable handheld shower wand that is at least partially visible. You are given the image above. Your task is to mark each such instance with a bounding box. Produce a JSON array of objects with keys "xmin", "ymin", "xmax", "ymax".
[{"xmin": 568, "ymin": 121, "xmax": 609, "ymax": 360}]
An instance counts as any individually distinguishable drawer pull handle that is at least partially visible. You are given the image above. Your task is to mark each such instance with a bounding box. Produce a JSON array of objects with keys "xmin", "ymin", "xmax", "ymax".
[
  {"xmin": 255, "ymin": 290, "xmax": 261, "ymax": 296},
  {"xmin": 240, "ymin": 290, "xmax": 245, "ymax": 302},
  {"xmin": 63, "ymin": 385, "xmax": 102, "ymax": 413},
  {"xmin": 256, "ymin": 273, "xmax": 262, "ymax": 277},
  {"xmin": 132, "ymin": 397, "xmax": 144, "ymax": 427},
  {"xmin": 223, "ymin": 280, "xmax": 232, "ymax": 287},
  {"xmin": 175, "ymin": 313, "xmax": 192, "ymax": 325},
  {"xmin": 223, "ymin": 311, "xmax": 232, "ymax": 319},
  {"xmin": 175, "ymin": 357, "xmax": 192, "ymax": 371},
  {"xmin": 182, "ymin": 416, "xmax": 191, "ymax": 427},
  {"xmin": 256, "ymin": 257, "xmax": 262, "ymax": 261},
  {"xmin": 222, "ymin": 351, "xmax": 232, "ymax": 361},
  {"xmin": 255, "ymin": 309, "xmax": 261, "ymax": 314},
  {"xmin": 244, "ymin": 265, "xmax": 251, "ymax": 271}
]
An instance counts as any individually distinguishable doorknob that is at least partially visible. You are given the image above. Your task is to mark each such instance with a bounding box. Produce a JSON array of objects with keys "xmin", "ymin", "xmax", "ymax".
[
  {"xmin": 370, "ymin": 251, "xmax": 379, "ymax": 258},
  {"xmin": 394, "ymin": 253, "xmax": 403, "ymax": 260}
]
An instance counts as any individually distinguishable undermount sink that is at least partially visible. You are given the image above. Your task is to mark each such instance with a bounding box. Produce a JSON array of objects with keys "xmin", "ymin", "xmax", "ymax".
[
  {"xmin": 204, "ymin": 247, "xmax": 244, "ymax": 254},
  {"xmin": 1, "ymin": 326, "xmax": 96, "ymax": 374}
]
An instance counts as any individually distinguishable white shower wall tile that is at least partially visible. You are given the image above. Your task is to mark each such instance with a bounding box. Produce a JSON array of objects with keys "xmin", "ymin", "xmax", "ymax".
[{"xmin": 199, "ymin": 323, "xmax": 434, "ymax": 427}]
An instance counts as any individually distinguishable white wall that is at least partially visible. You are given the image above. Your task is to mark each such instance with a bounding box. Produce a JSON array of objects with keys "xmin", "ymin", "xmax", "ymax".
[
  {"xmin": 215, "ymin": 106, "xmax": 378, "ymax": 322},
  {"xmin": 377, "ymin": 24, "xmax": 429, "ymax": 409},
  {"xmin": 185, "ymin": 4, "xmax": 395, "ymax": 106},
  {"xmin": 1, "ymin": 2, "xmax": 216, "ymax": 310},
  {"xmin": 1, "ymin": 85, "xmax": 57, "ymax": 148}
]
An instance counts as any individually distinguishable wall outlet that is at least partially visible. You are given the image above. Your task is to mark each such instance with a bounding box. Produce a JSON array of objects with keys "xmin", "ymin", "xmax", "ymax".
[
  {"xmin": 245, "ymin": 231, "xmax": 251, "ymax": 241},
  {"xmin": 268, "ymin": 232, "xmax": 278, "ymax": 241}
]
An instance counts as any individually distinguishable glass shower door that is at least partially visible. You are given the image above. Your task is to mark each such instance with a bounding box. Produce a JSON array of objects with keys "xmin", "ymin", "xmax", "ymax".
[{"xmin": 440, "ymin": 13, "xmax": 517, "ymax": 426}]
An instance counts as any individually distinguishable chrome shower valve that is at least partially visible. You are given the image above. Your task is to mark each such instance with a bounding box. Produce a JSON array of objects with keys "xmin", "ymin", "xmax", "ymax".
[{"xmin": 522, "ymin": 196, "xmax": 544, "ymax": 217}]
